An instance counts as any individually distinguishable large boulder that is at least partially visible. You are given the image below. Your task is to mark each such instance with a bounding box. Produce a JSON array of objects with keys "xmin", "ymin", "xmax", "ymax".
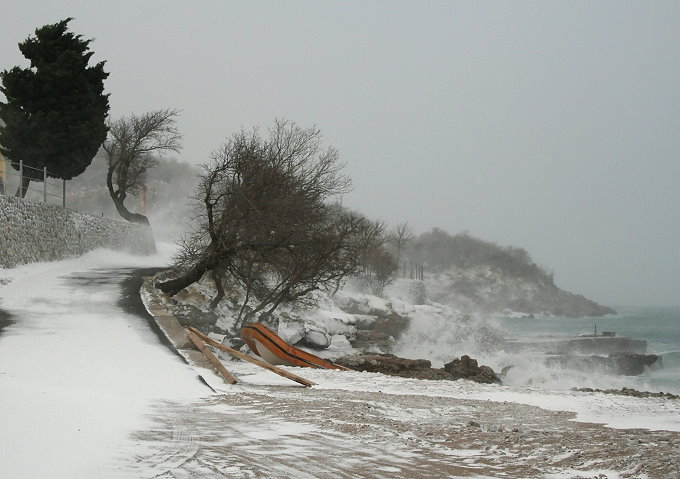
[
  {"xmin": 277, "ymin": 318, "xmax": 306, "ymax": 345},
  {"xmin": 609, "ymin": 352, "xmax": 660, "ymax": 376},
  {"xmin": 300, "ymin": 325, "xmax": 333, "ymax": 349},
  {"xmin": 443, "ymin": 355, "xmax": 501, "ymax": 384},
  {"xmin": 349, "ymin": 311, "xmax": 411, "ymax": 353}
]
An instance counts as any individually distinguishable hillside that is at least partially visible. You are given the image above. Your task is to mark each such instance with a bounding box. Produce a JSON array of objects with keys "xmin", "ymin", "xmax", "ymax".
[{"xmin": 403, "ymin": 228, "xmax": 615, "ymax": 317}]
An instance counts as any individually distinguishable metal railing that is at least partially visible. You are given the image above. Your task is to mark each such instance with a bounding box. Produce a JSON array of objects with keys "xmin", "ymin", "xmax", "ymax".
[{"xmin": 0, "ymin": 160, "xmax": 66, "ymax": 207}]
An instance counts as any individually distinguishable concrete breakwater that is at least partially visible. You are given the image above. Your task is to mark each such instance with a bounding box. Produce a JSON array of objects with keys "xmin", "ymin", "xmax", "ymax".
[
  {"xmin": 505, "ymin": 334, "xmax": 647, "ymax": 355},
  {"xmin": 0, "ymin": 195, "xmax": 155, "ymax": 268},
  {"xmin": 545, "ymin": 352, "xmax": 661, "ymax": 376},
  {"xmin": 502, "ymin": 332, "xmax": 659, "ymax": 376}
]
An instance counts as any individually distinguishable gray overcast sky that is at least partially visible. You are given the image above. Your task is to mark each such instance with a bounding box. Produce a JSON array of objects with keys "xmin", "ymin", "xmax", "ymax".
[{"xmin": 2, "ymin": 1, "xmax": 679, "ymax": 307}]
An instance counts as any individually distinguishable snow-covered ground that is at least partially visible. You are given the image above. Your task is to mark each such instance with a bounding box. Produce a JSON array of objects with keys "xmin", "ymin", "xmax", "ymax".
[
  {"xmin": 1, "ymin": 247, "xmax": 679, "ymax": 478},
  {"xmin": 0, "ymin": 245, "xmax": 208, "ymax": 478},
  {"xmin": 201, "ymin": 362, "xmax": 680, "ymax": 433}
]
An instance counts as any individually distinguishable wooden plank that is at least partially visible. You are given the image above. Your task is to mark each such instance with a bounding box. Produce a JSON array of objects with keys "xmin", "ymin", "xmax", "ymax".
[
  {"xmin": 187, "ymin": 326, "xmax": 316, "ymax": 387},
  {"xmin": 187, "ymin": 330, "xmax": 238, "ymax": 384}
]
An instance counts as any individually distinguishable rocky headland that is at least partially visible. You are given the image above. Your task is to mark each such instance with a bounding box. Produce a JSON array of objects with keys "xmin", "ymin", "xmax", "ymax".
[
  {"xmin": 404, "ymin": 229, "xmax": 615, "ymax": 317},
  {"xmin": 424, "ymin": 265, "xmax": 616, "ymax": 317}
]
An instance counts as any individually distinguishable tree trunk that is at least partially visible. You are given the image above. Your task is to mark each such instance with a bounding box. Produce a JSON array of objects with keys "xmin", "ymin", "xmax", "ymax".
[
  {"xmin": 209, "ymin": 267, "xmax": 226, "ymax": 309},
  {"xmin": 156, "ymin": 255, "xmax": 219, "ymax": 296},
  {"xmin": 107, "ymin": 163, "xmax": 150, "ymax": 225},
  {"xmin": 156, "ymin": 242, "xmax": 246, "ymax": 297},
  {"xmin": 111, "ymin": 194, "xmax": 151, "ymax": 225}
]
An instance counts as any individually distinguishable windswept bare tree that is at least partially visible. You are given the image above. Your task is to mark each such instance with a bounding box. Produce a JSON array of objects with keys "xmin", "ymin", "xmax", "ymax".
[
  {"xmin": 340, "ymin": 215, "xmax": 396, "ymax": 297},
  {"xmin": 102, "ymin": 109, "xmax": 182, "ymax": 225},
  {"xmin": 225, "ymin": 208, "xmax": 384, "ymax": 323},
  {"xmin": 156, "ymin": 120, "xmax": 383, "ymax": 326},
  {"xmin": 389, "ymin": 221, "xmax": 414, "ymax": 264}
]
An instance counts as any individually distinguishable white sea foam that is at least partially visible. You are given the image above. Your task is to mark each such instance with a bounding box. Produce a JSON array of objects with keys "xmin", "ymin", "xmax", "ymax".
[{"xmin": 394, "ymin": 299, "xmax": 680, "ymax": 394}]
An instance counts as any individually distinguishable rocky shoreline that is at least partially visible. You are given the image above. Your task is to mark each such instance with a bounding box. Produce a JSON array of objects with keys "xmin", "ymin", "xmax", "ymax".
[
  {"xmin": 138, "ymin": 275, "xmax": 680, "ymax": 478},
  {"xmin": 336, "ymin": 353, "xmax": 501, "ymax": 384},
  {"xmin": 572, "ymin": 387, "xmax": 680, "ymax": 400}
]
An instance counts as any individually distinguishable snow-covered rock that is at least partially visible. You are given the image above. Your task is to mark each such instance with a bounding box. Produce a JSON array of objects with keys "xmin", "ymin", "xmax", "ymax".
[
  {"xmin": 277, "ymin": 317, "xmax": 306, "ymax": 345},
  {"xmin": 301, "ymin": 326, "xmax": 332, "ymax": 349},
  {"xmin": 147, "ymin": 266, "xmax": 506, "ymax": 364}
]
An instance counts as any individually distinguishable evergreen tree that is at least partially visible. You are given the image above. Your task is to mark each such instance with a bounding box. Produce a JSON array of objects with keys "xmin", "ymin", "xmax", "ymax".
[{"xmin": 0, "ymin": 18, "xmax": 109, "ymax": 196}]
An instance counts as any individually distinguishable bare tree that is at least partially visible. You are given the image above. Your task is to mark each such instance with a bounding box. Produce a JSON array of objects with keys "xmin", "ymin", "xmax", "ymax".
[
  {"xmin": 389, "ymin": 221, "xmax": 414, "ymax": 264},
  {"xmin": 102, "ymin": 109, "xmax": 182, "ymax": 225},
  {"xmin": 156, "ymin": 120, "xmax": 382, "ymax": 327},
  {"xmin": 357, "ymin": 222, "xmax": 398, "ymax": 296},
  {"xmin": 226, "ymin": 210, "xmax": 383, "ymax": 324},
  {"xmin": 367, "ymin": 250, "xmax": 399, "ymax": 296}
]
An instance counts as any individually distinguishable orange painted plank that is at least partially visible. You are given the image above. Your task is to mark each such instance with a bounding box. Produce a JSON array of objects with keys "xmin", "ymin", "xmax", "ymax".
[
  {"xmin": 187, "ymin": 326, "xmax": 316, "ymax": 387},
  {"xmin": 241, "ymin": 323, "xmax": 349, "ymax": 370}
]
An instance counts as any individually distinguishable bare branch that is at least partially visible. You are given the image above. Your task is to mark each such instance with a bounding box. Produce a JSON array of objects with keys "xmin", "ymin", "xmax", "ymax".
[
  {"xmin": 103, "ymin": 109, "xmax": 182, "ymax": 224},
  {"xmin": 389, "ymin": 221, "xmax": 415, "ymax": 264},
  {"xmin": 156, "ymin": 120, "xmax": 382, "ymax": 329}
]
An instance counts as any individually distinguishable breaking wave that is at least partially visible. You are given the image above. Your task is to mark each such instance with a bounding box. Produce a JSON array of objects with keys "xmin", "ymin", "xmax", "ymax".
[{"xmin": 395, "ymin": 306, "xmax": 680, "ymax": 394}]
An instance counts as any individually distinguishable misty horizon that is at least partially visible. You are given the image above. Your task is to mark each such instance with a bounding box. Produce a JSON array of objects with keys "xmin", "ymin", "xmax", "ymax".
[{"xmin": 1, "ymin": 1, "xmax": 679, "ymax": 307}]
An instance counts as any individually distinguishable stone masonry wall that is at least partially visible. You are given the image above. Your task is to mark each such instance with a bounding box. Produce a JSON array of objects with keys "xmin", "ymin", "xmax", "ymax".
[{"xmin": 0, "ymin": 195, "xmax": 155, "ymax": 268}]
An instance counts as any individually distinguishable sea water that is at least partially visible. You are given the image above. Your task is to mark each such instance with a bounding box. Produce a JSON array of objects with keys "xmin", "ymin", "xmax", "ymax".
[{"xmin": 487, "ymin": 306, "xmax": 680, "ymax": 394}]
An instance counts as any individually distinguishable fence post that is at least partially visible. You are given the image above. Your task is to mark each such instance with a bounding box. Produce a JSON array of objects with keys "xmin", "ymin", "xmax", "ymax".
[
  {"xmin": 62, "ymin": 179, "xmax": 66, "ymax": 208},
  {"xmin": 43, "ymin": 167, "xmax": 47, "ymax": 203},
  {"xmin": 19, "ymin": 160, "xmax": 23, "ymax": 197}
]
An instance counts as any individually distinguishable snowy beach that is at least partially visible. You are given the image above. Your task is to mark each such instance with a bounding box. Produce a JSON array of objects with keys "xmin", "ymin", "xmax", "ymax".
[
  {"xmin": 1, "ymin": 248, "xmax": 680, "ymax": 478},
  {"xmin": 132, "ymin": 367, "xmax": 680, "ymax": 479}
]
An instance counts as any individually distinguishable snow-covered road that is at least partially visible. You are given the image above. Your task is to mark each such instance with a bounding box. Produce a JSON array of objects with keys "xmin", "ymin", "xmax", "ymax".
[{"xmin": 0, "ymin": 247, "xmax": 209, "ymax": 479}]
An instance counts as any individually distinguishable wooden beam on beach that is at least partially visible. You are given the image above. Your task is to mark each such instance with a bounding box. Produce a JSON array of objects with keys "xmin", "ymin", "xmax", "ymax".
[
  {"xmin": 187, "ymin": 330, "xmax": 238, "ymax": 384},
  {"xmin": 187, "ymin": 326, "xmax": 316, "ymax": 387}
]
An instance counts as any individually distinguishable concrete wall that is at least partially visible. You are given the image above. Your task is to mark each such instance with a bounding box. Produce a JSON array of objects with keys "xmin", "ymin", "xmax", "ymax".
[{"xmin": 0, "ymin": 195, "xmax": 155, "ymax": 268}]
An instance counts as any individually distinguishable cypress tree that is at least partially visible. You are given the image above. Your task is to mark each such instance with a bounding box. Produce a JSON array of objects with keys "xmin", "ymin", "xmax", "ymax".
[{"xmin": 0, "ymin": 18, "xmax": 109, "ymax": 196}]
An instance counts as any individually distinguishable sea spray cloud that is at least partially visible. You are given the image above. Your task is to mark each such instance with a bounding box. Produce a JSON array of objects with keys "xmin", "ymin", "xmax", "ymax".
[{"xmin": 393, "ymin": 299, "xmax": 653, "ymax": 391}]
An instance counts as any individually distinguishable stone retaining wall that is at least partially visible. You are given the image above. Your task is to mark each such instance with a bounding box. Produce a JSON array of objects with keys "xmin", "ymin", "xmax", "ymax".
[{"xmin": 0, "ymin": 195, "xmax": 155, "ymax": 268}]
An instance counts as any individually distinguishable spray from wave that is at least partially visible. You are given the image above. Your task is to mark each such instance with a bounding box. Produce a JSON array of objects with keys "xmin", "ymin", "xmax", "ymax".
[{"xmin": 394, "ymin": 309, "xmax": 653, "ymax": 392}]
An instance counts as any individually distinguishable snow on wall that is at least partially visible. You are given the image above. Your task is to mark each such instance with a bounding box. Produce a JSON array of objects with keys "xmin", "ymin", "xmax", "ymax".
[{"xmin": 0, "ymin": 195, "xmax": 155, "ymax": 268}]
